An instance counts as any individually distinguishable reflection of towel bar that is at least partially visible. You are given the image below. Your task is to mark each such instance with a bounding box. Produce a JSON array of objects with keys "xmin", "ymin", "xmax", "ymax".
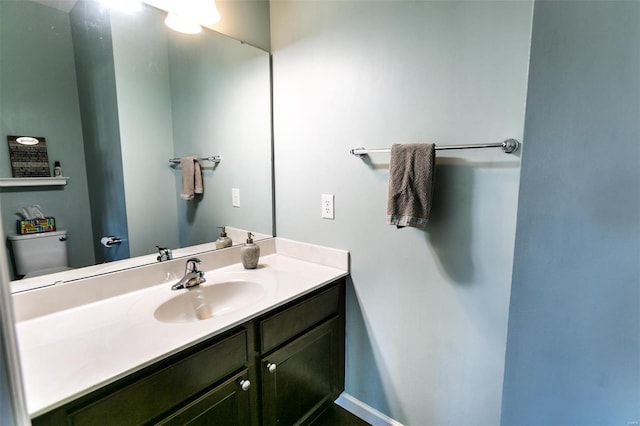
[
  {"xmin": 350, "ymin": 139, "xmax": 519, "ymax": 158},
  {"xmin": 169, "ymin": 156, "xmax": 221, "ymax": 164}
]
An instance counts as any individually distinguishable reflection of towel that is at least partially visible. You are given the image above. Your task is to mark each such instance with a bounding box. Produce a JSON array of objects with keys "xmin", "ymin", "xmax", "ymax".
[
  {"xmin": 180, "ymin": 156, "xmax": 203, "ymax": 200},
  {"xmin": 386, "ymin": 143, "xmax": 436, "ymax": 228}
]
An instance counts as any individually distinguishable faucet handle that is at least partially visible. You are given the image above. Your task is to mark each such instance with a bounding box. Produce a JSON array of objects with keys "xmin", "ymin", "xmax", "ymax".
[{"xmin": 186, "ymin": 257, "xmax": 202, "ymax": 272}]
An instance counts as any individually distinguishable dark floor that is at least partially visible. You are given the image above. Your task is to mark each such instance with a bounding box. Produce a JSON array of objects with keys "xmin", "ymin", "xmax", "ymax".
[{"xmin": 311, "ymin": 404, "xmax": 371, "ymax": 426}]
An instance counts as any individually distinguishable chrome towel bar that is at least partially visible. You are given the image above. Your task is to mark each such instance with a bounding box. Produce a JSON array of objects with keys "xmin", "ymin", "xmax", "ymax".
[
  {"xmin": 350, "ymin": 139, "xmax": 519, "ymax": 158},
  {"xmin": 169, "ymin": 155, "xmax": 221, "ymax": 164}
]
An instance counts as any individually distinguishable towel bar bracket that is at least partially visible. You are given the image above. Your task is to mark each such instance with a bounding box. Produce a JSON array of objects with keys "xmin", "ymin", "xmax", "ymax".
[
  {"xmin": 501, "ymin": 139, "xmax": 519, "ymax": 153},
  {"xmin": 350, "ymin": 147, "xmax": 367, "ymax": 158}
]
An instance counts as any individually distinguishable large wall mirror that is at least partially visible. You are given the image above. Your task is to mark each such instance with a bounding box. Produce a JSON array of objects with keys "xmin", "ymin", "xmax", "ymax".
[{"xmin": 0, "ymin": 0, "xmax": 273, "ymax": 288}]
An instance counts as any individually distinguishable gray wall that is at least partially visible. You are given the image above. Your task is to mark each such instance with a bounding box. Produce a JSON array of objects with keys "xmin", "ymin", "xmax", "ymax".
[
  {"xmin": 270, "ymin": 1, "xmax": 532, "ymax": 424},
  {"xmin": 110, "ymin": 6, "xmax": 180, "ymax": 257},
  {"xmin": 70, "ymin": 0, "xmax": 130, "ymax": 263},
  {"xmin": 1, "ymin": 0, "xmax": 95, "ymax": 275},
  {"xmin": 168, "ymin": 29, "xmax": 272, "ymax": 247},
  {"xmin": 501, "ymin": 1, "xmax": 640, "ymax": 424}
]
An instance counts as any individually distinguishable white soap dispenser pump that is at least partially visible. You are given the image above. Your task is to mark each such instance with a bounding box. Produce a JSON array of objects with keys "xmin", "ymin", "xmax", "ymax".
[{"xmin": 240, "ymin": 232, "xmax": 260, "ymax": 269}]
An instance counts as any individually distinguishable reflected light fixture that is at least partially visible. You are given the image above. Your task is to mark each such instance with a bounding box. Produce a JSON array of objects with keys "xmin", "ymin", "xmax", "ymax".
[
  {"xmin": 165, "ymin": 13, "xmax": 202, "ymax": 34},
  {"xmin": 164, "ymin": 0, "xmax": 220, "ymax": 34}
]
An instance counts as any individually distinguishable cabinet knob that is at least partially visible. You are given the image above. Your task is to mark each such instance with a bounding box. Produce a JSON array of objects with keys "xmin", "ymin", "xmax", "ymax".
[
  {"xmin": 239, "ymin": 379, "xmax": 251, "ymax": 392},
  {"xmin": 266, "ymin": 362, "xmax": 277, "ymax": 373}
]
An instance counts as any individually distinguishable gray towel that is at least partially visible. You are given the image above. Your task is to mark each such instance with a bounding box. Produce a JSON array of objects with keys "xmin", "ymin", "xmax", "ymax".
[
  {"xmin": 180, "ymin": 156, "xmax": 203, "ymax": 200},
  {"xmin": 386, "ymin": 143, "xmax": 436, "ymax": 228}
]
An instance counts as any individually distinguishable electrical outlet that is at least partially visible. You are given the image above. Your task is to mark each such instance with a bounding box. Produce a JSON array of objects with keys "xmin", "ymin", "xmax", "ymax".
[
  {"xmin": 322, "ymin": 194, "xmax": 334, "ymax": 219},
  {"xmin": 232, "ymin": 188, "xmax": 240, "ymax": 207}
]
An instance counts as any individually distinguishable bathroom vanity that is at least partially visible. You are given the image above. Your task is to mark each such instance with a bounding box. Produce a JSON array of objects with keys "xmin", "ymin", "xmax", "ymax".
[{"xmin": 12, "ymin": 238, "xmax": 349, "ymax": 425}]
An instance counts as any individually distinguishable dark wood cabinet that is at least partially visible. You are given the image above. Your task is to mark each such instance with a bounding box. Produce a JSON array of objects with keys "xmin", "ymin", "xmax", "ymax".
[
  {"xmin": 261, "ymin": 317, "xmax": 343, "ymax": 426},
  {"xmin": 32, "ymin": 278, "xmax": 345, "ymax": 426}
]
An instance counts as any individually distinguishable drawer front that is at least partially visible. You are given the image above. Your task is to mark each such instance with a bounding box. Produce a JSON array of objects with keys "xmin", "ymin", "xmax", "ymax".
[
  {"xmin": 68, "ymin": 330, "xmax": 248, "ymax": 426},
  {"xmin": 156, "ymin": 369, "xmax": 252, "ymax": 426},
  {"xmin": 260, "ymin": 283, "xmax": 340, "ymax": 354}
]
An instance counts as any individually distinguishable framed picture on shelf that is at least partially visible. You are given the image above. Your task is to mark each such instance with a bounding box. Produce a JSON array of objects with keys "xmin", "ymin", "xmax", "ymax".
[{"xmin": 7, "ymin": 135, "xmax": 50, "ymax": 177}]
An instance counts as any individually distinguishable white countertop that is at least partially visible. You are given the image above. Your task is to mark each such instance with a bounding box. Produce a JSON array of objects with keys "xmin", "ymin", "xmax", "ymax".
[{"xmin": 13, "ymin": 239, "xmax": 349, "ymax": 417}]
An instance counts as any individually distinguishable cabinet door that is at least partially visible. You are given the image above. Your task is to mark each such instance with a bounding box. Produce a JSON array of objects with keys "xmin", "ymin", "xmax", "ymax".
[
  {"xmin": 157, "ymin": 370, "xmax": 252, "ymax": 426},
  {"xmin": 261, "ymin": 316, "xmax": 342, "ymax": 426}
]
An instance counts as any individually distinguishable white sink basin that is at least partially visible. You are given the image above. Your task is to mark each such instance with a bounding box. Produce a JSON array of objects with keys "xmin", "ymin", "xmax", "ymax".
[{"xmin": 154, "ymin": 280, "xmax": 265, "ymax": 323}]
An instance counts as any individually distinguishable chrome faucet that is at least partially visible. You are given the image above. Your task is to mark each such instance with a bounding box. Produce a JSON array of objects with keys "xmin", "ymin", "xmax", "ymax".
[
  {"xmin": 156, "ymin": 246, "xmax": 173, "ymax": 262},
  {"xmin": 171, "ymin": 258, "xmax": 206, "ymax": 290}
]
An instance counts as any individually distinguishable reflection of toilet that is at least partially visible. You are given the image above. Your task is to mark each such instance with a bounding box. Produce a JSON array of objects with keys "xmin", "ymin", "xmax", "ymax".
[{"xmin": 8, "ymin": 230, "xmax": 70, "ymax": 278}]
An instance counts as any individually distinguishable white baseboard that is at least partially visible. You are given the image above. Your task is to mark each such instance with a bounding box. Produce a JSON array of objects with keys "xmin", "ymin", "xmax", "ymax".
[{"xmin": 335, "ymin": 393, "xmax": 404, "ymax": 426}]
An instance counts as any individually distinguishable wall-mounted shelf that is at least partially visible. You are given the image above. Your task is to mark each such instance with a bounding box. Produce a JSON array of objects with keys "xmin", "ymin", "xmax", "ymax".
[{"xmin": 0, "ymin": 177, "xmax": 69, "ymax": 187}]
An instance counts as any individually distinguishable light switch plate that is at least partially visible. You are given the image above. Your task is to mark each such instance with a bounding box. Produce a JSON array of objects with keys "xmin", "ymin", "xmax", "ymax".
[{"xmin": 232, "ymin": 188, "xmax": 240, "ymax": 207}]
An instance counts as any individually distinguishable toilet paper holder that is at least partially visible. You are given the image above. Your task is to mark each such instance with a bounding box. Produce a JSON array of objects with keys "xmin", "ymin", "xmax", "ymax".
[{"xmin": 101, "ymin": 236, "xmax": 122, "ymax": 248}]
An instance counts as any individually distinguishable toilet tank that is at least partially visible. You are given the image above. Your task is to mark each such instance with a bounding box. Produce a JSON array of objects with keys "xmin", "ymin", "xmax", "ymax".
[{"xmin": 8, "ymin": 230, "xmax": 69, "ymax": 277}]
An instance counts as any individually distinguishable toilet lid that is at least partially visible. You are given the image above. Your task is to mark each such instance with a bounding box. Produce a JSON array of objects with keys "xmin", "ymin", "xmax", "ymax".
[{"xmin": 8, "ymin": 229, "xmax": 67, "ymax": 240}]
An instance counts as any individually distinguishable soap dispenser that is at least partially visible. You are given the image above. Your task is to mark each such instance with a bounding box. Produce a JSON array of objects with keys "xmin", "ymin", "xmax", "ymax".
[
  {"xmin": 241, "ymin": 232, "xmax": 260, "ymax": 269},
  {"xmin": 215, "ymin": 226, "xmax": 232, "ymax": 249}
]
